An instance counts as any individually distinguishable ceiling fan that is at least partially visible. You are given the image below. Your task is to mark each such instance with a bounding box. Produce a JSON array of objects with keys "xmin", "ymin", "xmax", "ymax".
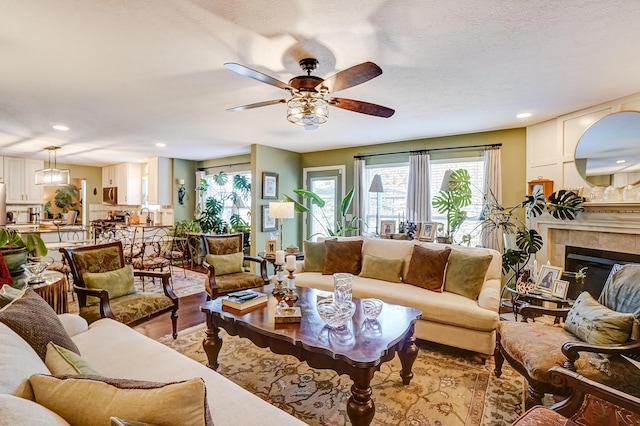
[{"xmin": 224, "ymin": 58, "xmax": 395, "ymax": 129}]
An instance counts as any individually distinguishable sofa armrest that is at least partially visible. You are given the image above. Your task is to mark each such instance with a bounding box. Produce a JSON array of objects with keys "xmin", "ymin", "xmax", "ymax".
[
  {"xmin": 478, "ymin": 278, "xmax": 501, "ymax": 311},
  {"xmin": 295, "ymin": 260, "xmax": 304, "ymax": 273},
  {"xmin": 57, "ymin": 314, "xmax": 89, "ymax": 337}
]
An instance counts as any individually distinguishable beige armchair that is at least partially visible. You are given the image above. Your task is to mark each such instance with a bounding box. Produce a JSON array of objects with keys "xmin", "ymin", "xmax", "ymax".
[{"xmin": 201, "ymin": 233, "xmax": 269, "ymax": 300}]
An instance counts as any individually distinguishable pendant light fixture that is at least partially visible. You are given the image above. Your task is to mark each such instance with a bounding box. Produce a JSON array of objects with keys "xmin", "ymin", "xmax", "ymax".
[{"xmin": 34, "ymin": 146, "xmax": 70, "ymax": 186}]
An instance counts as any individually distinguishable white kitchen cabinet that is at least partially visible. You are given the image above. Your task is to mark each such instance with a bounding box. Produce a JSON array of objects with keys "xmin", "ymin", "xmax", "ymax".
[
  {"xmin": 147, "ymin": 157, "xmax": 173, "ymax": 206},
  {"xmin": 102, "ymin": 165, "xmax": 118, "ymax": 187},
  {"xmin": 3, "ymin": 157, "xmax": 44, "ymax": 204},
  {"xmin": 117, "ymin": 163, "xmax": 142, "ymax": 205},
  {"xmin": 0, "ymin": 156, "xmax": 3, "ymax": 183}
]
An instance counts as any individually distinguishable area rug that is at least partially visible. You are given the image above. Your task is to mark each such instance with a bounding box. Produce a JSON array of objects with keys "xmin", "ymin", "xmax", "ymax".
[
  {"xmin": 67, "ymin": 267, "xmax": 206, "ymax": 314},
  {"xmin": 158, "ymin": 324, "xmax": 525, "ymax": 426}
]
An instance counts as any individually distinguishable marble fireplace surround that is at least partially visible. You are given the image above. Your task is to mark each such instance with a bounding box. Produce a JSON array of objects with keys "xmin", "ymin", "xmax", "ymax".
[{"xmin": 531, "ymin": 203, "xmax": 640, "ymax": 268}]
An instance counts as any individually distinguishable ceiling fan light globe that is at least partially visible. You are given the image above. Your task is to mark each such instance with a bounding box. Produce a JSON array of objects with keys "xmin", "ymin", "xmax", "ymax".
[{"xmin": 286, "ymin": 94, "xmax": 328, "ymax": 126}]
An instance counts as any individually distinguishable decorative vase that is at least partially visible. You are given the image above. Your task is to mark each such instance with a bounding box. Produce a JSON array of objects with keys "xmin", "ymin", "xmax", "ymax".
[{"xmin": 333, "ymin": 273, "xmax": 353, "ymax": 306}]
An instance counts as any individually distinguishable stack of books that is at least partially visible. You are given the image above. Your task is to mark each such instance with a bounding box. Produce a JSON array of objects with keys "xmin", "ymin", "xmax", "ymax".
[{"xmin": 222, "ymin": 290, "xmax": 268, "ymax": 311}]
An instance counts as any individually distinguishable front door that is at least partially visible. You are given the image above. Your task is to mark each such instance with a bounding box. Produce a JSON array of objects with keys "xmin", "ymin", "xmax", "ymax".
[{"xmin": 304, "ymin": 166, "xmax": 345, "ymax": 241}]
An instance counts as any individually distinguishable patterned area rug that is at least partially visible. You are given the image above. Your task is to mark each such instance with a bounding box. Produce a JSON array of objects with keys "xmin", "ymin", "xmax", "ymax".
[
  {"xmin": 67, "ymin": 267, "xmax": 205, "ymax": 314},
  {"xmin": 158, "ymin": 323, "xmax": 525, "ymax": 426}
]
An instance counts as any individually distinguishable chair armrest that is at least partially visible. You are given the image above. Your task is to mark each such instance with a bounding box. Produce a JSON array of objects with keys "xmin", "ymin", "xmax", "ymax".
[
  {"xmin": 243, "ymin": 256, "xmax": 269, "ymax": 282},
  {"xmin": 519, "ymin": 303, "xmax": 570, "ymax": 320},
  {"xmin": 73, "ymin": 285, "xmax": 115, "ymax": 320},
  {"xmin": 561, "ymin": 339, "xmax": 640, "ymax": 371},
  {"xmin": 548, "ymin": 365, "xmax": 640, "ymax": 417},
  {"xmin": 133, "ymin": 270, "xmax": 177, "ymax": 301}
]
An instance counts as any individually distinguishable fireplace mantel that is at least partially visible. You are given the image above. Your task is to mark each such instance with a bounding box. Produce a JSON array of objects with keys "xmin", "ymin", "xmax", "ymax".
[{"xmin": 531, "ymin": 203, "xmax": 640, "ymax": 267}]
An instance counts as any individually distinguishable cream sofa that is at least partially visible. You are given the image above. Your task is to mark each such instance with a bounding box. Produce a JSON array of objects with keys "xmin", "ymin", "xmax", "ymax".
[
  {"xmin": 294, "ymin": 238, "xmax": 502, "ymax": 357},
  {"xmin": 0, "ymin": 315, "xmax": 305, "ymax": 425}
]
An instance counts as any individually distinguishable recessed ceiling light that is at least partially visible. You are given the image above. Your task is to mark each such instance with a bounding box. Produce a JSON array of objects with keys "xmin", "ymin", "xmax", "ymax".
[
  {"xmin": 155, "ymin": 142, "xmax": 166, "ymax": 147},
  {"xmin": 616, "ymin": 160, "xmax": 626, "ymax": 164},
  {"xmin": 52, "ymin": 124, "xmax": 69, "ymax": 131},
  {"xmin": 516, "ymin": 113, "xmax": 532, "ymax": 119}
]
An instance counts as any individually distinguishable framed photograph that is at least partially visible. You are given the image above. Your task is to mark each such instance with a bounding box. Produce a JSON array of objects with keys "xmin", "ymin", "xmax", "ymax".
[
  {"xmin": 262, "ymin": 172, "xmax": 278, "ymax": 200},
  {"xmin": 417, "ymin": 221, "xmax": 438, "ymax": 242},
  {"xmin": 262, "ymin": 205, "xmax": 277, "ymax": 232},
  {"xmin": 380, "ymin": 220, "xmax": 396, "ymax": 236},
  {"xmin": 265, "ymin": 239, "xmax": 277, "ymax": 257},
  {"xmin": 551, "ymin": 280, "xmax": 570, "ymax": 299},
  {"xmin": 535, "ymin": 265, "xmax": 563, "ymax": 293}
]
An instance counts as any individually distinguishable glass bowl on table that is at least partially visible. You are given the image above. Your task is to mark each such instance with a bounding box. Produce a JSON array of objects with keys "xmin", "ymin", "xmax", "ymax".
[
  {"xmin": 361, "ymin": 298, "xmax": 384, "ymax": 320},
  {"xmin": 23, "ymin": 256, "xmax": 54, "ymax": 285},
  {"xmin": 316, "ymin": 298, "xmax": 356, "ymax": 330}
]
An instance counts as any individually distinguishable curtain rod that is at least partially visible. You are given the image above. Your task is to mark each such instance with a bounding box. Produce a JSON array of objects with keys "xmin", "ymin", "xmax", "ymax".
[
  {"xmin": 198, "ymin": 161, "xmax": 251, "ymax": 172},
  {"xmin": 353, "ymin": 143, "xmax": 501, "ymax": 159}
]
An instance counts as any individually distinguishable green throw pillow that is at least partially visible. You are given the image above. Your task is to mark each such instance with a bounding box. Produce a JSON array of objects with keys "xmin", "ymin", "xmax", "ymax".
[
  {"xmin": 359, "ymin": 254, "xmax": 403, "ymax": 283},
  {"xmin": 45, "ymin": 342, "xmax": 102, "ymax": 376},
  {"xmin": 83, "ymin": 265, "xmax": 136, "ymax": 306},
  {"xmin": 565, "ymin": 291, "xmax": 634, "ymax": 345},
  {"xmin": 444, "ymin": 249, "xmax": 492, "ymax": 300},
  {"xmin": 205, "ymin": 252, "xmax": 243, "ymax": 276},
  {"xmin": 0, "ymin": 285, "xmax": 23, "ymax": 308},
  {"xmin": 302, "ymin": 241, "xmax": 325, "ymax": 272}
]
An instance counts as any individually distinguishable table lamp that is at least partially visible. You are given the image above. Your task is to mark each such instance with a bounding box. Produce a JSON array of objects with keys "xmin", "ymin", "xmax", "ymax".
[
  {"xmin": 269, "ymin": 201, "xmax": 294, "ymax": 250},
  {"xmin": 369, "ymin": 174, "xmax": 384, "ymax": 236}
]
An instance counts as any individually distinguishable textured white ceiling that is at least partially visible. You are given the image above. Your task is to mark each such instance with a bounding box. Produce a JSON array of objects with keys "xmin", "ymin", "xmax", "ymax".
[{"xmin": 1, "ymin": 0, "xmax": 640, "ymax": 166}]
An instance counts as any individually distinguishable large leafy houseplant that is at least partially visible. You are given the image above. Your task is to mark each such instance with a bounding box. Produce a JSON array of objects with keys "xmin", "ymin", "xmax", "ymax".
[
  {"xmin": 431, "ymin": 169, "xmax": 472, "ymax": 243},
  {"xmin": 0, "ymin": 229, "xmax": 48, "ymax": 284},
  {"xmin": 196, "ymin": 172, "xmax": 251, "ymax": 235},
  {"xmin": 53, "ymin": 184, "xmax": 80, "ymax": 217},
  {"xmin": 284, "ymin": 188, "xmax": 361, "ymax": 239}
]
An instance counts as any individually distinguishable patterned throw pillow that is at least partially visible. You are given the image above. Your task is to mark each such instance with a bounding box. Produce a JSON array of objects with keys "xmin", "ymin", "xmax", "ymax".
[
  {"xmin": 0, "ymin": 288, "xmax": 80, "ymax": 361},
  {"xmin": 83, "ymin": 265, "xmax": 136, "ymax": 306},
  {"xmin": 302, "ymin": 241, "xmax": 325, "ymax": 272},
  {"xmin": 322, "ymin": 239, "xmax": 363, "ymax": 275},
  {"xmin": 565, "ymin": 291, "xmax": 634, "ymax": 345},
  {"xmin": 404, "ymin": 245, "xmax": 451, "ymax": 291},
  {"xmin": 359, "ymin": 254, "xmax": 404, "ymax": 283},
  {"xmin": 443, "ymin": 249, "xmax": 492, "ymax": 300},
  {"xmin": 205, "ymin": 252, "xmax": 244, "ymax": 276}
]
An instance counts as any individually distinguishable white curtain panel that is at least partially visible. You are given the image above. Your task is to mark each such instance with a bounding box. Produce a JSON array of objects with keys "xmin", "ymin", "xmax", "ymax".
[
  {"xmin": 481, "ymin": 147, "xmax": 503, "ymax": 251},
  {"xmin": 406, "ymin": 152, "xmax": 431, "ymax": 222},
  {"xmin": 352, "ymin": 159, "xmax": 366, "ymax": 235}
]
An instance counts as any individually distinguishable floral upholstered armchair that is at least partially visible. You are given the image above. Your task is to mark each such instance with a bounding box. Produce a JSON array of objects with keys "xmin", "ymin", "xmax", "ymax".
[
  {"xmin": 495, "ymin": 263, "xmax": 640, "ymax": 409},
  {"xmin": 60, "ymin": 241, "xmax": 179, "ymax": 338},
  {"xmin": 201, "ymin": 233, "xmax": 269, "ymax": 300}
]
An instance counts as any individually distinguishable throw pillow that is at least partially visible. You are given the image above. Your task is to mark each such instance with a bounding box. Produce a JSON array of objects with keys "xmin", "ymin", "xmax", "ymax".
[
  {"xmin": 302, "ymin": 241, "xmax": 325, "ymax": 272},
  {"xmin": 404, "ymin": 245, "xmax": 451, "ymax": 291},
  {"xmin": 0, "ymin": 394, "xmax": 70, "ymax": 425},
  {"xmin": 83, "ymin": 265, "xmax": 136, "ymax": 306},
  {"xmin": 359, "ymin": 254, "xmax": 404, "ymax": 283},
  {"xmin": 205, "ymin": 252, "xmax": 244, "ymax": 276},
  {"xmin": 45, "ymin": 342, "xmax": 102, "ymax": 376},
  {"xmin": 30, "ymin": 375, "xmax": 213, "ymax": 426},
  {"xmin": 0, "ymin": 288, "xmax": 80, "ymax": 361},
  {"xmin": 444, "ymin": 249, "xmax": 492, "ymax": 300},
  {"xmin": 0, "ymin": 285, "xmax": 23, "ymax": 308},
  {"xmin": 565, "ymin": 291, "xmax": 634, "ymax": 345},
  {"xmin": 323, "ymin": 239, "xmax": 363, "ymax": 275},
  {"xmin": 111, "ymin": 417, "xmax": 158, "ymax": 426}
]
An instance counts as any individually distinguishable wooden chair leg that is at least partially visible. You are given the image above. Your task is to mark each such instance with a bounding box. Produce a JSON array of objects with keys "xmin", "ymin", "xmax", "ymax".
[
  {"xmin": 526, "ymin": 383, "xmax": 545, "ymax": 410},
  {"xmin": 494, "ymin": 334, "xmax": 505, "ymax": 377},
  {"xmin": 171, "ymin": 307, "xmax": 178, "ymax": 339}
]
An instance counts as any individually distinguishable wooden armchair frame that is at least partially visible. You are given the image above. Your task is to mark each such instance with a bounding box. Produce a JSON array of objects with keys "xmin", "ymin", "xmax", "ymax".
[
  {"xmin": 201, "ymin": 233, "xmax": 269, "ymax": 300},
  {"xmin": 60, "ymin": 240, "xmax": 179, "ymax": 338}
]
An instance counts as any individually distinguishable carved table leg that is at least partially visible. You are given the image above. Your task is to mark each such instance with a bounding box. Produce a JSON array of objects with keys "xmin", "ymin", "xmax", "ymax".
[
  {"xmin": 398, "ymin": 325, "xmax": 418, "ymax": 385},
  {"xmin": 202, "ymin": 314, "xmax": 222, "ymax": 371},
  {"xmin": 348, "ymin": 368, "xmax": 376, "ymax": 426}
]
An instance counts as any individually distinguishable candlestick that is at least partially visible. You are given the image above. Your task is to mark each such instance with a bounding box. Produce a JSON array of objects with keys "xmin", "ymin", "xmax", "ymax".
[
  {"xmin": 275, "ymin": 250, "xmax": 285, "ymax": 265},
  {"xmin": 272, "ymin": 264, "xmax": 285, "ymax": 295}
]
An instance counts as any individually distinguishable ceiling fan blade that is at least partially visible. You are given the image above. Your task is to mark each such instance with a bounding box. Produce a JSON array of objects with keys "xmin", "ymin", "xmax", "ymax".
[
  {"xmin": 224, "ymin": 63, "xmax": 294, "ymax": 91},
  {"xmin": 329, "ymin": 97, "xmax": 395, "ymax": 118},
  {"xmin": 316, "ymin": 62, "xmax": 383, "ymax": 93},
  {"xmin": 226, "ymin": 99, "xmax": 287, "ymax": 112}
]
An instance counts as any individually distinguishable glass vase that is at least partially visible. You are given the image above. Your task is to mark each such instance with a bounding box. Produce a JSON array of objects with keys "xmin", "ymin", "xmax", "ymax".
[{"xmin": 333, "ymin": 273, "xmax": 353, "ymax": 306}]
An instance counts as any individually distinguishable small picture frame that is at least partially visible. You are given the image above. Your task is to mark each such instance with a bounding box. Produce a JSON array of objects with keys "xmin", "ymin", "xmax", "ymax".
[
  {"xmin": 417, "ymin": 221, "xmax": 438, "ymax": 242},
  {"xmin": 265, "ymin": 239, "xmax": 277, "ymax": 257},
  {"xmin": 551, "ymin": 279, "xmax": 570, "ymax": 299},
  {"xmin": 380, "ymin": 220, "xmax": 396, "ymax": 236},
  {"xmin": 262, "ymin": 172, "xmax": 278, "ymax": 200},
  {"xmin": 262, "ymin": 205, "xmax": 277, "ymax": 232},
  {"xmin": 535, "ymin": 265, "xmax": 563, "ymax": 293}
]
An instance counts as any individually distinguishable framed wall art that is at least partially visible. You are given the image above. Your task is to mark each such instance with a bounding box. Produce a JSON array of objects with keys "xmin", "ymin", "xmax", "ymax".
[
  {"xmin": 417, "ymin": 221, "xmax": 438, "ymax": 242},
  {"xmin": 265, "ymin": 239, "xmax": 277, "ymax": 257},
  {"xmin": 262, "ymin": 172, "xmax": 278, "ymax": 200},
  {"xmin": 535, "ymin": 265, "xmax": 563, "ymax": 293},
  {"xmin": 262, "ymin": 205, "xmax": 277, "ymax": 232},
  {"xmin": 380, "ymin": 220, "xmax": 396, "ymax": 236},
  {"xmin": 551, "ymin": 280, "xmax": 570, "ymax": 299}
]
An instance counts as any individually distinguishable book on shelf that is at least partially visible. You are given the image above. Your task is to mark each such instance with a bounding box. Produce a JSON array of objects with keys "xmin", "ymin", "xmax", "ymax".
[{"xmin": 222, "ymin": 290, "xmax": 268, "ymax": 310}]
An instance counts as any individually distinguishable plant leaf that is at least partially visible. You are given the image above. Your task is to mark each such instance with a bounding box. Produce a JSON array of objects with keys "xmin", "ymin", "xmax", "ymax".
[{"xmin": 282, "ymin": 194, "xmax": 309, "ymax": 213}]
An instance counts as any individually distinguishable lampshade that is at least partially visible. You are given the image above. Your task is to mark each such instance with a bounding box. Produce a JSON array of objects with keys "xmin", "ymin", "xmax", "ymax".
[
  {"xmin": 286, "ymin": 92, "xmax": 329, "ymax": 126},
  {"xmin": 269, "ymin": 201, "xmax": 294, "ymax": 219},
  {"xmin": 369, "ymin": 174, "xmax": 384, "ymax": 193},
  {"xmin": 440, "ymin": 169, "xmax": 453, "ymax": 192},
  {"xmin": 35, "ymin": 146, "xmax": 70, "ymax": 186}
]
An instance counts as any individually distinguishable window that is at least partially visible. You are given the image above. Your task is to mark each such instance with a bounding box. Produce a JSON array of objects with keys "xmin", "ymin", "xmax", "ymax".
[
  {"xmin": 365, "ymin": 164, "xmax": 410, "ymax": 234},
  {"xmin": 203, "ymin": 171, "xmax": 251, "ymax": 225}
]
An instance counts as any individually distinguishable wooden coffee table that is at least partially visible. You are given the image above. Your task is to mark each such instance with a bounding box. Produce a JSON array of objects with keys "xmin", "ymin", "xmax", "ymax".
[{"xmin": 201, "ymin": 285, "xmax": 421, "ymax": 426}]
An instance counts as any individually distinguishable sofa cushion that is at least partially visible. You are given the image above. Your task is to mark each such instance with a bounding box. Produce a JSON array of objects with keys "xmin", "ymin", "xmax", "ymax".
[
  {"xmin": 79, "ymin": 292, "xmax": 174, "ymax": 325},
  {"xmin": 444, "ymin": 249, "xmax": 492, "ymax": 300},
  {"xmin": 359, "ymin": 254, "xmax": 403, "ymax": 283},
  {"xmin": 565, "ymin": 291, "xmax": 634, "ymax": 345},
  {"xmin": 0, "ymin": 284, "xmax": 22, "ymax": 308},
  {"xmin": 205, "ymin": 252, "xmax": 243, "ymax": 276},
  {"xmin": 30, "ymin": 375, "xmax": 213, "ymax": 426},
  {"xmin": 111, "ymin": 417, "xmax": 158, "ymax": 426},
  {"xmin": 404, "ymin": 245, "xmax": 451, "ymax": 291},
  {"xmin": 45, "ymin": 342, "xmax": 101, "ymax": 376},
  {"xmin": 302, "ymin": 241, "xmax": 325, "ymax": 272},
  {"xmin": 83, "ymin": 265, "xmax": 136, "ymax": 306},
  {"xmin": 362, "ymin": 238, "xmax": 416, "ymax": 281},
  {"xmin": 0, "ymin": 394, "xmax": 70, "ymax": 425},
  {"xmin": 598, "ymin": 263, "xmax": 640, "ymax": 316},
  {"xmin": 323, "ymin": 239, "xmax": 363, "ymax": 275},
  {"xmin": 0, "ymin": 288, "xmax": 80, "ymax": 361}
]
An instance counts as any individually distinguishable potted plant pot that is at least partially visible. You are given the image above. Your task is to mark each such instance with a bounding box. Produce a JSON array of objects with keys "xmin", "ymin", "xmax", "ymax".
[{"xmin": 1, "ymin": 247, "xmax": 28, "ymax": 286}]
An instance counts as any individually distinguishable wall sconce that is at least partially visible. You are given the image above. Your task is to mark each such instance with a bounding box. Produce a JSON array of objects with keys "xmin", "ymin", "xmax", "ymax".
[{"xmin": 177, "ymin": 179, "xmax": 186, "ymax": 205}]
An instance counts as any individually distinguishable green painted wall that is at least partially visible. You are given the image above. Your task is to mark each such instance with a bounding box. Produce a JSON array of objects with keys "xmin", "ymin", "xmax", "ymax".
[
  {"xmin": 173, "ymin": 159, "xmax": 197, "ymax": 223},
  {"xmin": 55, "ymin": 162, "xmax": 102, "ymax": 206}
]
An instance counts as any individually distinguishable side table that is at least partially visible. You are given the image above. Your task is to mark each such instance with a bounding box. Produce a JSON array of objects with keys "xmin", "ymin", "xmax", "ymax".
[
  {"xmin": 503, "ymin": 286, "xmax": 572, "ymax": 323},
  {"xmin": 258, "ymin": 251, "xmax": 304, "ymax": 274},
  {"xmin": 29, "ymin": 271, "xmax": 68, "ymax": 314}
]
